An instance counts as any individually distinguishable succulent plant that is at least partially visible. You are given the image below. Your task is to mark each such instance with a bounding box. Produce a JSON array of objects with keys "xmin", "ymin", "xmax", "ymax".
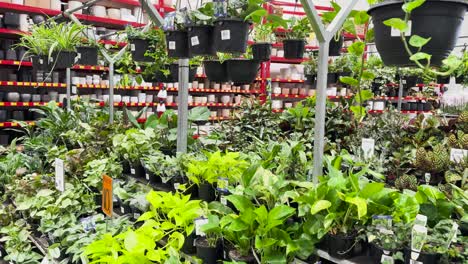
[{"xmin": 395, "ymin": 174, "xmax": 418, "ymax": 191}]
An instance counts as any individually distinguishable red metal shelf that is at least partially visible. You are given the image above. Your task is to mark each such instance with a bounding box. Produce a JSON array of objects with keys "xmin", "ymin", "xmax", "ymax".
[
  {"xmin": 97, "ymin": 102, "xmax": 239, "ymax": 107},
  {"xmin": 72, "ymin": 65, "xmax": 109, "ymax": 71},
  {"xmin": 0, "ymin": 121, "xmax": 35, "ymax": 127},
  {"xmin": 272, "ymin": 109, "xmax": 284, "ymax": 113},
  {"xmin": 0, "ymin": 81, "xmax": 66, "ymax": 88},
  {"xmin": 272, "ymin": 94, "xmax": 307, "ymax": 99},
  {"xmin": 0, "ymin": 60, "xmax": 32, "ymax": 67},
  {"xmin": 271, "ymin": 78, "xmax": 305, "ymax": 83},
  {"xmin": 0, "ymin": 28, "xmax": 26, "ymax": 38},
  {"xmin": 0, "ymin": 102, "xmax": 61, "ymax": 107},
  {"xmin": 270, "ymin": 56, "xmax": 308, "ymax": 64},
  {"xmin": 269, "ymin": 1, "xmax": 334, "ymax": 11}
]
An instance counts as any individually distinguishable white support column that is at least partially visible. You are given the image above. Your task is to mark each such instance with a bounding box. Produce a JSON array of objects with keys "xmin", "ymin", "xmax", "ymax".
[
  {"xmin": 66, "ymin": 67, "xmax": 71, "ymax": 111},
  {"xmin": 176, "ymin": 59, "xmax": 189, "ymax": 153},
  {"xmin": 109, "ymin": 62, "xmax": 115, "ymax": 123},
  {"xmin": 299, "ymin": 0, "xmax": 359, "ymax": 181}
]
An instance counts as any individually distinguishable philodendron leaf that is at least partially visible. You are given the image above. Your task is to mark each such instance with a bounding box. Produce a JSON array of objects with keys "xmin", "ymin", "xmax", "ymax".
[
  {"xmin": 350, "ymin": 105, "xmax": 366, "ymax": 120},
  {"xmin": 310, "ymin": 200, "xmax": 332, "ymax": 215},
  {"xmin": 355, "ymin": 89, "xmax": 374, "ymax": 103},
  {"xmin": 339, "ymin": 76, "xmax": 359, "ymax": 87},
  {"xmin": 410, "ymin": 52, "xmax": 432, "ymax": 62},
  {"xmin": 402, "ymin": 0, "xmax": 426, "ymax": 13},
  {"xmin": 353, "ymin": 11, "xmax": 369, "ymax": 25},
  {"xmin": 347, "ymin": 41, "xmax": 365, "ymax": 56},
  {"xmin": 409, "ymin": 35, "xmax": 431, "ymax": 48},
  {"xmin": 361, "ymin": 71, "xmax": 375, "ymax": 80},
  {"xmin": 345, "ymin": 196, "xmax": 367, "ymax": 219},
  {"xmin": 383, "ymin": 18, "xmax": 408, "ymax": 32}
]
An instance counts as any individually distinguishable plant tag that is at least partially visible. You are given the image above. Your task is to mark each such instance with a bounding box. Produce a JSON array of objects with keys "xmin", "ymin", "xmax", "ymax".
[
  {"xmin": 217, "ymin": 177, "xmax": 229, "ymax": 192},
  {"xmin": 221, "ymin": 29, "xmax": 230, "ymax": 40},
  {"xmin": 450, "ymin": 148, "xmax": 468, "ymax": 163},
  {"xmin": 174, "ymin": 183, "xmax": 180, "ymax": 190},
  {"xmin": 391, "ymin": 20, "xmax": 411, "ymax": 37},
  {"xmin": 409, "ymin": 260, "xmax": 422, "ymax": 264},
  {"xmin": 446, "ymin": 222, "xmax": 459, "ymax": 247},
  {"xmin": 80, "ymin": 216, "xmax": 96, "ymax": 232},
  {"xmin": 424, "ymin": 173, "xmax": 431, "ymax": 184},
  {"xmin": 130, "ymin": 167, "xmax": 136, "ymax": 175},
  {"xmin": 102, "ymin": 175, "xmax": 113, "ymax": 217},
  {"xmin": 41, "ymin": 257, "xmax": 49, "ymax": 264},
  {"xmin": 145, "ymin": 173, "xmax": 150, "ymax": 181},
  {"xmin": 72, "ymin": 85, "xmax": 77, "ymax": 94},
  {"xmin": 134, "ymin": 213, "xmax": 140, "ymax": 219},
  {"xmin": 55, "ymin": 158, "xmax": 65, "ymax": 192},
  {"xmin": 220, "ymin": 195, "xmax": 227, "ymax": 205},
  {"xmin": 414, "ymin": 214, "xmax": 427, "ymax": 227},
  {"xmin": 191, "ymin": 36, "xmax": 200, "ymax": 46},
  {"xmin": 195, "ymin": 217, "xmax": 208, "ymax": 236},
  {"xmin": 381, "ymin": 255, "xmax": 394, "ymax": 264},
  {"xmin": 361, "ymin": 138, "xmax": 375, "ymax": 159},
  {"xmin": 411, "ymin": 224, "xmax": 427, "ymax": 260},
  {"xmin": 120, "ymin": 206, "xmax": 125, "ymax": 214},
  {"xmin": 168, "ymin": 41, "xmax": 176, "ymax": 50},
  {"xmin": 130, "ymin": 43, "xmax": 136, "ymax": 51}
]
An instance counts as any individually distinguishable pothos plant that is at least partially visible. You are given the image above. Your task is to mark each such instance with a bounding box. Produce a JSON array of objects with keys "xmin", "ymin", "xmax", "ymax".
[
  {"xmin": 285, "ymin": 17, "xmax": 311, "ymax": 40},
  {"xmin": 379, "ymin": 0, "xmax": 463, "ymax": 78}
]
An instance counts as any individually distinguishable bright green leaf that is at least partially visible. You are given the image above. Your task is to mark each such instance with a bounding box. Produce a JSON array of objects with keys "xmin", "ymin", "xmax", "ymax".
[
  {"xmin": 409, "ymin": 35, "xmax": 431, "ymax": 48},
  {"xmin": 383, "ymin": 18, "xmax": 408, "ymax": 32},
  {"xmin": 402, "ymin": 0, "xmax": 425, "ymax": 13}
]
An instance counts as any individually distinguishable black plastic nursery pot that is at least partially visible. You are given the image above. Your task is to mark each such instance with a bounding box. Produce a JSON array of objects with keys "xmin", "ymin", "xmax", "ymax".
[
  {"xmin": 203, "ymin": 60, "xmax": 229, "ymax": 82},
  {"xmin": 4, "ymin": 12, "xmax": 20, "ymax": 29},
  {"xmin": 169, "ymin": 63, "xmax": 197, "ymax": 82},
  {"xmin": 119, "ymin": 201, "xmax": 132, "ymax": 215},
  {"xmin": 129, "ymin": 38, "xmax": 152, "ymax": 62},
  {"xmin": 52, "ymin": 51, "xmax": 77, "ymax": 70},
  {"xmin": 213, "ymin": 18, "xmax": 250, "ymax": 53},
  {"xmin": 182, "ymin": 232, "xmax": 197, "ymax": 254},
  {"xmin": 403, "ymin": 248, "xmax": 442, "ymax": 264},
  {"xmin": 198, "ymin": 183, "xmax": 217, "ymax": 202},
  {"xmin": 76, "ymin": 46, "xmax": 98, "ymax": 66},
  {"xmin": 143, "ymin": 166, "xmax": 160, "ymax": 184},
  {"xmin": 252, "ymin": 43, "xmax": 272, "ymax": 62},
  {"xmin": 327, "ymin": 232, "xmax": 362, "ymax": 259},
  {"xmin": 226, "ymin": 59, "xmax": 261, "ymax": 85},
  {"xmin": 165, "ymin": 30, "xmax": 189, "ymax": 58},
  {"xmin": 129, "ymin": 162, "xmax": 145, "ymax": 178},
  {"xmin": 283, "ymin": 39, "xmax": 306, "ymax": 59},
  {"xmin": 329, "ymin": 35, "xmax": 344, "ymax": 56},
  {"xmin": 195, "ymin": 238, "xmax": 222, "ymax": 264},
  {"xmin": 305, "ymin": 74, "xmax": 317, "ymax": 87},
  {"xmin": 402, "ymin": 76, "xmax": 419, "ymax": 88},
  {"xmin": 327, "ymin": 73, "xmax": 339, "ymax": 85},
  {"xmin": 437, "ymin": 75, "xmax": 450, "ymax": 84},
  {"xmin": 32, "ymin": 55, "xmax": 52, "ymax": 72},
  {"xmin": 369, "ymin": 243, "xmax": 404, "ymax": 264},
  {"xmin": 368, "ymin": 0, "xmax": 468, "ymax": 66},
  {"xmin": 187, "ymin": 25, "xmax": 216, "ymax": 56},
  {"xmin": 228, "ymin": 249, "xmax": 255, "ymax": 264}
]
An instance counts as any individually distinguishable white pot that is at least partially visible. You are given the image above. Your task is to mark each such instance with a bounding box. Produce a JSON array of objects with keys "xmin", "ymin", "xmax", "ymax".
[
  {"xmin": 192, "ymin": 81, "xmax": 199, "ymax": 88},
  {"xmin": 242, "ymin": 84, "xmax": 250, "ymax": 90},
  {"xmin": 166, "ymin": 95, "xmax": 174, "ymax": 104},
  {"xmin": 272, "ymin": 100, "xmax": 282, "ymax": 109},
  {"xmin": 213, "ymin": 83, "xmax": 220, "ymax": 90},
  {"xmin": 107, "ymin": 8, "xmax": 121, "ymax": 20},
  {"xmin": 122, "ymin": 96, "xmax": 130, "ymax": 103},
  {"xmin": 50, "ymin": 0, "xmax": 62, "ymax": 10},
  {"xmin": 221, "ymin": 109, "xmax": 230, "ymax": 117},
  {"xmin": 373, "ymin": 101, "xmax": 385, "ymax": 111},
  {"xmin": 187, "ymin": 96, "xmax": 193, "ymax": 104},
  {"xmin": 114, "ymin": 95, "xmax": 122, "ymax": 103},
  {"xmin": 200, "ymin": 97, "xmax": 208, "ymax": 104},
  {"xmin": 138, "ymin": 93, "xmax": 146, "ymax": 103},
  {"xmin": 72, "ymin": 77, "xmax": 80, "ymax": 85},
  {"xmin": 273, "ymin": 87, "xmax": 282, "ymax": 95},
  {"xmin": 121, "ymin": 8, "xmax": 132, "ymax": 16},
  {"xmin": 308, "ymin": 89, "xmax": 315, "ymax": 96},
  {"xmin": 198, "ymin": 83, "xmax": 204, "ymax": 89},
  {"xmin": 11, "ymin": 0, "xmax": 24, "ymax": 4},
  {"xmin": 234, "ymin": 95, "xmax": 242, "ymax": 104},
  {"xmin": 19, "ymin": 14, "xmax": 28, "ymax": 32},
  {"xmin": 49, "ymin": 91, "xmax": 58, "ymax": 101},
  {"xmin": 210, "ymin": 111, "xmax": 217, "ymax": 117},
  {"xmin": 146, "ymin": 94, "xmax": 153, "ymax": 103},
  {"xmin": 271, "ymin": 48, "xmax": 278, "ymax": 57},
  {"xmin": 103, "ymin": 95, "xmax": 109, "ymax": 103},
  {"xmin": 282, "ymin": 88, "xmax": 290, "ymax": 95},
  {"xmin": 86, "ymin": 76, "xmax": 93, "ymax": 85},
  {"xmin": 130, "ymin": 96, "xmax": 138, "ymax": 103},
  {"xmin": 207, "ymin": 94, "xmax": 216, "ymax": 103},
  {"xmin": 220, "ymin": 95, "xmax": 231, "ymax": 104},
  {"xmin": 91, "ymin": 5, "xmax": 107, "ymax": 17},
  {"xmin": 285, "ymin": 102, "xmax": 293, "ymax": 108},
  {"xmin": 59, "ymin": 94, "xmax": 67, "ymax": 103},
  {"xmin": 68, "ymin": 1, "xmax": 83, "ymax": 14}
]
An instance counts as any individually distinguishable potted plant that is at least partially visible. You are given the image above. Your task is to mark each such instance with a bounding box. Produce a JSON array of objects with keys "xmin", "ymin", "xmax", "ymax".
[
  {"xmin": 196, "ymin": 215, "xmax": 223, "ymax": 264},
  {"xmin": 126, "ymin": 26, "xmax": 154, "ymax": 62},
  {"xmin": 226, "ymin": 49, "xmax": 261, "ymax": 85},
  {"xmin": 187, "ymin": 2, "xmax": 216, "ymax": 56},
  {"xmin": 283, "ymin": 17, "xmax": 311, "ymax": 59},
  {"xmin": 203, "ymin": 52, "xmax": 232, "ymax": 82},
  {"xmin": 368, "ymin": 0, "xmax": 468, "ymax": 66},
  {"xmin": 367, "ymin": 222, "xmax": 409, "ymax": 264},
  {"xmin": 303, "ymin": 51, "xmax": 318, "ymax": 86},
  {"xmin": 251, "ymin": 14, "xmax": 286, "ymax": 61},
  {"xmin": 76, "ymin": 37, "xmax": 100, "ymax": 66},
  {"xmin": 47, "ymin": 22, "xmax": 82, "ymax": 70},
  {"xmin": 213, "ymin": 0, "xmax": 266, "ymax": 53},
  {"xmin": 454, "ymin": 50, "xmax": 468, "ymax": 85}
]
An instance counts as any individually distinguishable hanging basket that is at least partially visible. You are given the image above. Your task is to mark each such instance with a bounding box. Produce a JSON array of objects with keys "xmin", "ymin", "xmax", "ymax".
[
  {"xmin": 203, "ymin": 60, "xmax": 229, "ymax": 82},
  {"xmin": 52, "ymin": 51, "xmax": 77, "ymax": 70},
  {"xmin": 129, "ymin": 38, "xmax": 152, "ymax": 62},
  {"xmin": 165, "ymin": 30, "xmax": 189, "ymax": 58},
  {"xmin": 329, "ymin": 35, "xmax": 344, "ymax": 56},
  {"xmin": 76, "ymin": 46, "xmax": 98, "ymax": 65},
  {"xmin": 368, "ymin": 0, "xmax": 468, "ymax": 66},
  {"xmin": 187, "ymin": 25, "xmax": 216, "ymax": 56},
  {"xmin": 226, "ymin": 59, "xmax": 260, "ymax": 85},
  {"xmin": 32, "ymin": 55, "xmax": 52, "ymax": 72},
  {"xmin": 169, "ymin": 63, "xmax": 197, "ymax": 82},
  {"xmin": 283, "ymin": 39, "xmax": 305, "ymax": 59},
  {"xmin": 251, "ymin": 43, "xmax": 272, "ymax": 61},
  {"xmin": 213, "ymin": 18, "xmax": 250, "ymax": 53}
]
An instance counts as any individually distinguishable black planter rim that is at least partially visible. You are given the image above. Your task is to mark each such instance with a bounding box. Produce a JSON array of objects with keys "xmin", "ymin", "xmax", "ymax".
[
  {"xmin": 187, "ymin": 24, "xmax": 214, "ymax": 30},
  {"xmin": 252, "ymin": 42, "xmax": 271, "ymax": 45},
  {"xmin": 214, "ymin": 17, "xmax": 252, "ymax": 24},
  {"xmin": 283, "ymin": 39, "xmax": 306, "ymax": 43},
  {"xmin": 368, "ymin": 0, "xmax": 468, "ymax": 13}
]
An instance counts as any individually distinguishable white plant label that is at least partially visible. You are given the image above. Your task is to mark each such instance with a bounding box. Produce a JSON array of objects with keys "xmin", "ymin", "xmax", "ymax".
[
  {"xmin": 424, "ymin": 173, "xmax": 431, "ymax": 184},
  {"xmin": 145, "ymin": 173, "xmax": 150, "ymax": 181},
  {"xmin": 130, "ymin": 43, "xmax": 136, "ymax": 51},
  {"xmin": 414, "ymin": 214, "xmax": 427, "ymax": 227},
  {"xmin": 220, "ymin": 196, "xmax": 227, "ymax": 205},
  {"xmin": 411, "ymin": 224, "xmax": 427, "ymax": 260},
  {"xmin": 195, "ymin": 217, "xmax": 209, "ymax": 236},
  {"xmin": 72, "ymin": 85, "xmax": 77, "ymax": 94},
  {"xmin": 130, "ymin": 167, "xmax": 136, "ymax": 175},
  {"xmin": 221, "ymin": 29, "xmax": 231, "ymax": 40},
  {"xmin": 381, "ymin": 255, "xmax": 394, "ymax": 264},
  {"xmin": 168, "ymin": 41, "xmax": 176, "ymax": 50},
  {"xmin": 391, "ymin": 20, "xmax": 412, "ymax": 37},
  {"xmin": 450, "ymin": 148, "xmax": 468, "ymax": 163},
  {"xmin": 120, "ymin": 206, "xmax": 125, "ymax": 214},
  {"xmin": 55, "ymin": 158, "xmax": 65, "ymax": 192},
  {"xmin": 191, "ymin": 36, "xmax": 200, "ymax": 46},
  {"xmin": 174, "ymin": 183, "xmax": 180, "ymax": 190},
  {"xmin": 361, "ymin": 138, "xmax": 375, "ymax": 159},
  {"xmin": 410, "ymin": 260, "xmax": 422, "ymax": 264}
]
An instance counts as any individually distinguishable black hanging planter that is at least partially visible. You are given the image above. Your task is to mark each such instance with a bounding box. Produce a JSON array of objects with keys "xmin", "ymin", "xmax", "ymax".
[
  {"xmin": 329, "ymin": 35, "xmax": 344, "ymax": 56},
  {"xmin": 4, "ymin": 13, "xmax": 20, "ymax": 29},
  {"xmin": 165, "ymin": 30, "xmax": 189, "ymax": 58},
  {"xmin": 403, "ymin": 248, "xmax": 442, "ymax": 264},
  {"xmin": 169, "ymin": 63, "xmax": 197, "ymax": 82},
  {"xmin": 195, "ymin": 238, "xmax": 222, "ymax": 264},
  {"xmin": 327, "ymin": 232, "xmax": 361, "ymax": 259},
  {"xmin": 226, "ymin": 59, "xmax": 260, "ymax": 85},
  {"xmin": 437, "ymin": 75, "xmax": 450, "ymax": 84},
  {"xmin": 369, "ymin": 243, "xmax": 404, "ymax": 264},
  {"xmin": 283, "ymin": 39, "xmax": 305, "ymax": 59},
  {"xmin": 213, "ymin": 18, "xmax": 250, "ymax": 53},
  {"xmin": 52, "ymin": 51, "xmax": 77, "ymax": 70},
  {"xmin": 187, "ymin": 25, "xmax": 216, "ymax": 56},
  {"xmin": 327, "ymin": 73, "xmax": 338, "ymax": 85},
  {"xmin": 129, "ymin": 38, "xmax": 152, "ymax": 62},
  {"xmin": 203, "ymin": 60, "xmax": 229, "ymax": 82},
  {"xmin": 252, "ymin": 43, "xmax": 272, "ymax": 62},
  {"xmin": 368, "ymin": 0, "xmax": 468, "ymax": 66},
  {"xmin": 31, "ymin": 55, "xmax": 52, "ymax": 72},
  {"xmin": 76, "ymin": 46, "xmax": 98, "ymax": 65},
  {"xmin": 198, "ymin": 183, "xmax": 217, "ymax": 202}
]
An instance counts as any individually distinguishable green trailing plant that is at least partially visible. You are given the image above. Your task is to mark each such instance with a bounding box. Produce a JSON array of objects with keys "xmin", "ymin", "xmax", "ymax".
[
  {"xmin": 227, "ymin": 0, "xmax": 267, "ymax": 21},
  {"xmin": 188, "ymin": 2, "xmax": 215, "ymax": 25},
  {"xmin": 112, "ymin": 128, "xmax": 158, "ymax": 165},
  {"xmin": 0, "ymin": 220, "xmax": 42, "ymax": 263},
  {"xmin": 285, "ymin": 17, "xmax": 311, "ymax": 40}
]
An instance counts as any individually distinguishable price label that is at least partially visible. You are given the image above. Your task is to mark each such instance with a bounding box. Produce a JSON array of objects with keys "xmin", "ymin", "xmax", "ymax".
[
  {"xmin": 391, "ymin": 20, "xmax": 412, "ymax": 37},
  {"xmin": 191, "ymin": 36, "xmax": 200, "ymax": 46},
  {"xmin": 145, "ymin": 173, "xmax": 150, "ymax": 181},
  {"xmin": 120, "ymin": 206, "xmax": 125, "ymax": 214},
  {"xmin": 220, "ymin": 196, "xmax": 227, "ymax": 205},
  {"xmin": 130, "ymin": 167, "xmax": 136, "ymax": 175},
  {"xmin": 168, "ymin": 41, "xmax": 176, "ymax": 50},
  {"xmin": 361, "ymin": 138, "xmax": 375, "ymax": 159},
  {"xmin": 102, "ymin": 175, "xmax": 113, "ymax": 217},
  {"xmin": 450, "ymin": 148, "xmax": 468, "ymax": 163},
  {"xmin": 174, "ymin": 182, "xmax": 180, "ymax": 190},
  {"xmin": 55, "ymin": 158, "xmax": 65, "ymax": 192},
  {"xmin": 414, "ymin": 214, "xmax": 427, "ymax": 227},
  {"xmin": 195, "ymin": 217, "xmax": 209, "ymax": 236},
  {"xmin": 381, "ymin": 255, "xmax": 394, "ymax": 264},
  {"xmin": 72, "ymin": 85, "xmax": 77, "ymax": 94},
  {"xmin": 221, "ymin": 29, "xmax": 231, "ymax": 40},
  {"xmin": 424, "ymin": 173, "xmax": 431, "ymax": 184},
  {"xmin": 217, "ymin": 177, "xmax": 229, "ymax": 192},
  {"xmin": 130, "ymin": 43, "xmax": 136, "ymax": 51}
]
